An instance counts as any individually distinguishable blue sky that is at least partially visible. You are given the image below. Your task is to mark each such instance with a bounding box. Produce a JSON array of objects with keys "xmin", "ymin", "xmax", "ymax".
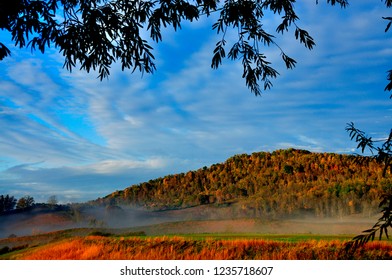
[{"xmin": 1, "ymin": 1, "xmax": 391, "ymax": 203}]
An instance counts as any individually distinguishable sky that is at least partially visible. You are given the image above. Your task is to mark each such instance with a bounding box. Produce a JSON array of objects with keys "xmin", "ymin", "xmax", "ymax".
[{"xmin": 1, "ymin": 1, "xmax": 392, "ymax": 203}]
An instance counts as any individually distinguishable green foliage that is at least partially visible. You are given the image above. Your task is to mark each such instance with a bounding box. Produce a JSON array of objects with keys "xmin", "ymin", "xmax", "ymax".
[{"xmin": 283, "ymin": 164, "xmax": 294, "ymax": 175}]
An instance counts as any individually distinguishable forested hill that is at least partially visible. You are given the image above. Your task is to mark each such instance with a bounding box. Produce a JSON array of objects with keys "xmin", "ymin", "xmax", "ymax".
[{"xmin": 95, "ymin": 149, "xmax": 392, "ymax": 218}]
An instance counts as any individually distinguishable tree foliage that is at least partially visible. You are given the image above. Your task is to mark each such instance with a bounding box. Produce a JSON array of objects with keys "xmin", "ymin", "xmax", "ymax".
[
  {"xmin": 95, "ymin": 149, "xmax": 391, "ymax": 220},
  {"xmin": 0, "ymin": 0, "xmax": 349, "ymax": 95},
  {"xmin": 16, "ymin": 195, "xmax": 35, "ymax": 209},
  {"xmin": 345, "ymin": 124, "xmax": 392, "ymax": 246},
  {"xmin": 346, "ymin": 123, "xmax": 392, "ymax": 177},
  {"xmin": 0, "ymin": 194, "xmax": 17, "ymax": 213}
]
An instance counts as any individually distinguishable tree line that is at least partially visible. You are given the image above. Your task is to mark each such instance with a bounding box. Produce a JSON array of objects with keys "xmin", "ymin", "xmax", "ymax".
[
  {"xmin": 0, "ymin": 195, "xmax": 34, "ymax": 213},
  {"xmin": 95, "ymin": 149, "xmax": 392, "ymax": 219},
  {"xmin": 0, "ymin": 195, "xmax": 58, "ymax": 214}
]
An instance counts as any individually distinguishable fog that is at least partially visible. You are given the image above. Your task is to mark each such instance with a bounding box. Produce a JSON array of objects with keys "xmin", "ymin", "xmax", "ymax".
[
  {"xmin": 0, "ymin": 203, "xmax": 377, "ymax": 239},
  {"xmin": 0, "ymin": 204, "xmax": 194, "ymax": 238}
]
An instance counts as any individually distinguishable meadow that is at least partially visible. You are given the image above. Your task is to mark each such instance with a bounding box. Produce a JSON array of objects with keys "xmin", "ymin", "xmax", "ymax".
[{"xmin": 1, "ymin": 227, "xmax": 391, "ymax": 260}]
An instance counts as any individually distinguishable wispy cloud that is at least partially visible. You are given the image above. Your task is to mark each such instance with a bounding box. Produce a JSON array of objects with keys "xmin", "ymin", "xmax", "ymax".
[
  {"xmin": 0, "ymin": 158, "xmax": 170, "ymax": 203},
  {"xmin": 0, "ymin": 1, "xmax": 391, "ymax": 202}
]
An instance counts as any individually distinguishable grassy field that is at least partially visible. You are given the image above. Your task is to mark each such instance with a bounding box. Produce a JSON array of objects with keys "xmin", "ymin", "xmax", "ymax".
[
  {"xmin": 1, "ymin": 217, "xmax": 391, "ymax": 260},
  {"xmin": 1, "ymin": 228, "xmax": 391, "ymax": 260},
  {"xmin": 2, "ymin": 234, "xmax": 391, "ymax": 260}
]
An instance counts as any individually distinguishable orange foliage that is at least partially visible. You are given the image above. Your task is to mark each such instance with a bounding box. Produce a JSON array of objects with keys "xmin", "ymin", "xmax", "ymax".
[
  {"xmin": 16, "ymin": 236, "xmax": 392, "ymax": 260},
  {"xmin": 95, "ymin": 149, "xmax": 392, "ymax": 218}
]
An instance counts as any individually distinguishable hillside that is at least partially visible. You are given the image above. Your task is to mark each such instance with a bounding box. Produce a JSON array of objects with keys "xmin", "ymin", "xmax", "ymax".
[
  {"xmin": 94, "ymin": 149, "xmax": 392, "ymax": 219},
  {"xmin": 0, "ymin": 204, "xmax": 75, "ymax": 238}
]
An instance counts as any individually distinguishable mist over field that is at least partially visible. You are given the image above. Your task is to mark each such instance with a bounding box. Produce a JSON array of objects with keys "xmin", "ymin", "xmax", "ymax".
[{"xmin": 0, "ymin": 202, "xmax": 377, "ymax": 239}]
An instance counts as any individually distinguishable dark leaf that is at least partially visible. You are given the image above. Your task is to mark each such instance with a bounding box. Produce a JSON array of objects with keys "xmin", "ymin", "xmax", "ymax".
[
  {"xmin": 281, "ymin": 52, "xmax": 297, "ymax": 69},
  {"xmin": 211, "ymin": 40, "xmax": 226, "ymax": 69},
  {"xmin": 382, "ymin": 17, "xmax": 392, "ymax": 32},
  {"xmin": 0, "ymin": 43, "xmax": 11, "ymax": 60},
  {"xmin": 295, "ymin": 27, "xmax": 316, "ymax": 50},
  {"xmin": 385, "ymin": 70, "xmax": 392, "ymax": 93},
  {"xmin": 385, "ymin": 21, "xmax": 392, "ymax": 32}
]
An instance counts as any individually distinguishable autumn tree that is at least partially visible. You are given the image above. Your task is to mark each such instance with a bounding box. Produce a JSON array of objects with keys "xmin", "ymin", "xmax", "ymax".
[
  {"xmin": 16, "ymin": 195, "xmax": 35, "ymax": 209},
  {"xmin": 0, "ymin": 0, "xmax": 349, "ymax": 96}
]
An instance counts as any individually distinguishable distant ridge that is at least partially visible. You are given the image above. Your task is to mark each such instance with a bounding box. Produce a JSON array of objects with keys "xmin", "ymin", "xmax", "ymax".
[{"xmin": 93, "ymin": 149, "xmax": 391, "ymax": 219}]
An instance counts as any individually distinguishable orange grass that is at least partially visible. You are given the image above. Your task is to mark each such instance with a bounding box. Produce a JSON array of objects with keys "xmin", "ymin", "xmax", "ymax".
[{"xmin": 11, "ymin": 236, "xmax": 392, "ymax": 260}]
